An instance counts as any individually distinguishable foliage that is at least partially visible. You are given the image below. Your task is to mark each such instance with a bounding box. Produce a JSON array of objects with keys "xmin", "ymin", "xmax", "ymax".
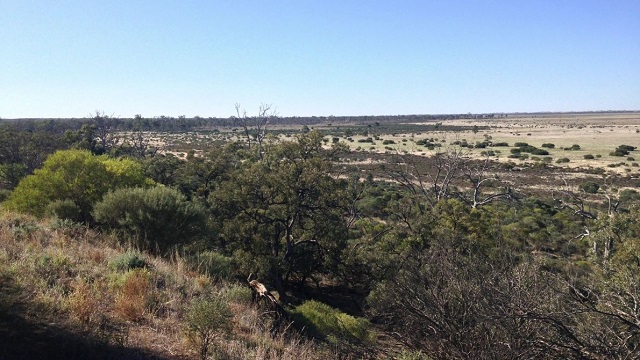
[
  {"xmin": 93, "ymin": 186, "xmax": 208, "ymax": 254},
  {"xmin": 3, "ymin": 150, "xmax": 150, "ymax": 221},
  {"xmin": 192, "ymin": 250, "xmax": 236, "ymax": 281},
  {"xmin": 610, "ymin": 144, "xmax": 636, "ymax": 157},
  {"xmin": 211, "ymin": 131, "xmax": 350, "ymax": 298},
  {"xmin": 185, "ymin": 296, "xmax": 233, "ymax": 360},
  {"xmin": 143, "ymin": 153, "xmax": 184, "ymax": 186},
  {"xmin": 290, "ymin": 300, "xmax": 371, "ymax": 346},
  {"xmin": 0, "ymin": 211, "xmax": 327, "ymax": 359},
  {"xmin": 0, "ymin": 124, "xmax": 67, "ymax": 189},
  {"xmin": 221, "ymin": 284, "xmax": 253, "ymax": 304},
  {"xmin": 579, "ymin": 181, "xmax": 600, "ymax": 194},
  {"xmin": 45, "ymin": 199, "xmax": 83, "ymax": 222},
  {"xmin": 108, "ymin": 252, "xmax": 149, "ymax": 272}
]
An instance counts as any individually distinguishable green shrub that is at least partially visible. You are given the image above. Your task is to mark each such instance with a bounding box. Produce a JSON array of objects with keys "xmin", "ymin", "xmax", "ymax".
[
  {"xmin": 514, "ymin": 142, "xmax": 529, "ymax": 147},
  {"xmin": 579, "ymin": 181, "xmax": 600, "ymax": 194},
  {"xmin": 492, "ymin": 142, "xmax": 509, "ymax": 147},
  {"xmin": 3, "ymin": 150, "xmax": 151, "ymax": 220},
  {"xmin": 556, "ymin": 158, "xmax": 570, "ymax": 163},
  {"xmin": 541, "ymin": 143, "xmax": 555, "ymax": 149},
  {"xmin": 611, "ymin": 145, "xmax": 636, "ymax": 157},
  {"xmin": 93, "ymin": 186, "xmax": 208, "ymax": 254},
  {"xmin": 108, "ymin": 252, "xmax": 149, "ymax": 272},
  {"xmin": 45, "ymin": 199, "xmax": 82, "ymax": 222},
  {"xmin": 0, "ymin": 189, "xmax": 10, "ymax": 203},
  {"xmin": 584, "ymin": 154, "xmax": 595, "ymax": 159},
  {"xmin": 290, "ymin": 300, "xmax": 371, "ymax": 345},
  {"xmin": 530, "ymin": 148, "xmax": 549, "ymax": 155},
  {"xmin": 397, "ymin": 350, "xmax": 432, "ymax": 360},
  {"xmin": 221, "ymin": 284, "xmax": 253, "ymax": 304},
  {"xmin": 185, "ymin": 296, "xmax": 233, "ymax": 360},
  {"xmin": 34, "ymin": 253, "xmax": 74, "ymax": 288},
  {"xmin": 618, "ymin": 144, "xmax": 636, "ymax": 152},
  {"xmin": 518, "ymin": 145, "xmax": 537, "ymax": 153},
  {"xmin": 193, "ymin": 251, "xmax": 235, "ymax": 281}
]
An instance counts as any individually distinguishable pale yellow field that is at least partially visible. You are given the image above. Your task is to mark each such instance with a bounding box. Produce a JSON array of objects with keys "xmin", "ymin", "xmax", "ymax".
[{"xmin": 345, "ymin": 112, "xmax": 640, "ymax": 174}]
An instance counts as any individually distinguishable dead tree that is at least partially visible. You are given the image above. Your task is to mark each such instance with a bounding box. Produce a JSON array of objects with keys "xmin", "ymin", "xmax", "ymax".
[
  {"xmin": 462, "ymin": 155, "xmax": 516, "ymax": 208},
  {"xmin": 90, "ymin": 111, "xmax": 119, "ymax": 152},
  {"xmin": 553, "ymin": 177, "xmax": 597, "ymax": 220},
  {"xmin": 234, "ymin": 103, "xmax": 277, "ymax": 160},
  {"xmin": 247, "ymin": 273, "xmax": 290, "ymax": 334}
]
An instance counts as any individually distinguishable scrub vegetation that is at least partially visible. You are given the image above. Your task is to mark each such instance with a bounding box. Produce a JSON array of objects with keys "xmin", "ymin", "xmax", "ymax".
[{"xmin": 2, "ymin": 111, "xmax": 640, "ymax": 359}]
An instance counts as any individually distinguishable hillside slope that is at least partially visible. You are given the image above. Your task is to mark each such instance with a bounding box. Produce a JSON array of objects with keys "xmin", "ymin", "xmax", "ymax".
[{"xmin": 0, "ymin": 214, "xmax": 336, "ymax": 360}]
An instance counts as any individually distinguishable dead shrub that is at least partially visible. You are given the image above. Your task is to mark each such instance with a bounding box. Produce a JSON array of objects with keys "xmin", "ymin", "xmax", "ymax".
[
  {"xmin": 69, "ymin": 278, "xmax": 98, "ymax": 325},
  {"xmin": 114, "ymin": 269, "xmax": 151, "ymax": 321}
]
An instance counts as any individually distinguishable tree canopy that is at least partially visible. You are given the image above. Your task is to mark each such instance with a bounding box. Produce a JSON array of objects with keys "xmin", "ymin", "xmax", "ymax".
[{"xmin": 3, "ymin": 149, "xmax": 152, "ymax": 220}]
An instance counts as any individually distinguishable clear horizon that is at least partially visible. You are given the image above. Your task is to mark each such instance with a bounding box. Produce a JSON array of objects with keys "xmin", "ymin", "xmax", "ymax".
[{"xmin": 2, "ymin": 1, "xmax": 639, "ymax": 119}]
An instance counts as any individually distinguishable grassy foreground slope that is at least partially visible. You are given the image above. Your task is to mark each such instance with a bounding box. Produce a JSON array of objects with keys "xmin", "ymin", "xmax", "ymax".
[{"xmin": 0, "ymin": 213, "xmax": 332, "ymax": 360}]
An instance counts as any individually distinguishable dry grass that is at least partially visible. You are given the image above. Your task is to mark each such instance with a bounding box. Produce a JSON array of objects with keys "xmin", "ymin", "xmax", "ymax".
[
  {"xmin": 342, "ymin": 112, "xmax": 640, "ymax": 176},
  {"xmin": 0, "ymin": 212, "xmax": 354, "ymax": 359},
  {"xmin": 114, "ymin": 269, "xmax": 152, "ymax": 322}
]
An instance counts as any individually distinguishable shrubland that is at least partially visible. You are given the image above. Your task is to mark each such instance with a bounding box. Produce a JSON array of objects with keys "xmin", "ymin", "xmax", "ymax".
[{"xmin": 2, "ymin": 116, "xmax": 640, "ymax": 359}]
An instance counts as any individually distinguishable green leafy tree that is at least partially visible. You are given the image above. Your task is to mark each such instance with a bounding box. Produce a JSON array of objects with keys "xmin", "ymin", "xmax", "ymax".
[
  {"xmin": 212, "ymin": 131, "xmax": 350, "ymax": 299},
  {"xmin": 143, "ymin": 153, "xmax": 184, "ymax": 186},
  {"xmin": 0, "ymin": 125, "xmax": 66, "ymax": 189},
  {"xmin": 3, "ymin": 150, "xmax": 150, "ymax": 221},
  {"xmin": 176, "ymin": 143, "xmax": 244, "ymax": 206}
]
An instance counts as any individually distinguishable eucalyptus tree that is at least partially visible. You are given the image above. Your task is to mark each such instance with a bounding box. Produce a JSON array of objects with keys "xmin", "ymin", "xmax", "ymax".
[{"xmin": 211, "ymin": 131, "xmax": 350, "ymax": 300}]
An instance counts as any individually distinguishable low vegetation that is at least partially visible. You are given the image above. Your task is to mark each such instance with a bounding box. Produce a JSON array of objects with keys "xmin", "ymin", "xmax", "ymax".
[{"xmin": 2, "ymin": 112, "xmax": 640, "ymax": 358}]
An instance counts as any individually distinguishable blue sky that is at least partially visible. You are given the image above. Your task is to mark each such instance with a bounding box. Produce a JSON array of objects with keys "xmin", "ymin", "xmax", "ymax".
[{"xmin": 1, "ymin": 1, "xmax": 639, "ymax": 118}]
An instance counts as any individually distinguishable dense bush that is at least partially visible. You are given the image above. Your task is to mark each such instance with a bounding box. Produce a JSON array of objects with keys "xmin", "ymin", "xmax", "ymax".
[
  {"xmin": 579, "ymin": 181, "xmax": 600, "ymax": 194},
  {"xmin": 610, "ymin": 145, "xmax": 636, "ymax": 157},
  {"xmin": 290, "ymin": 300, "xmax": 371, "ymax": 346},
  {"xmin": 45, "ymin": 199, "xmax": 82, "ymax": 222},
  {"xmin": 530, "ymin": 148, "xmax": 550, "ymax": 155},
  {"xmin": 3, "ymin": 150, "xmax": 151, "ymax": 220},
  {"xmin": 192, "ymin": 251, "xmax": 236, "ymax": 281},
  {"xmin": 93, "ymin": 186, "xmax": 208, "ymax": 253},
  {"xmin": 541, "ymin": 143, "xmax": 555, "ymax": 148},
  {"xmin": 584, "ymin": 154, "xmax": 595, "ymax": 159}
]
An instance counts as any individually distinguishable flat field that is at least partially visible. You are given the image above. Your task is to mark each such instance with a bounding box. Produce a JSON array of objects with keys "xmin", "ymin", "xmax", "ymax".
[{"xmin": 341, "ymin": 112, "xmax": 640, "ymax": 175}]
